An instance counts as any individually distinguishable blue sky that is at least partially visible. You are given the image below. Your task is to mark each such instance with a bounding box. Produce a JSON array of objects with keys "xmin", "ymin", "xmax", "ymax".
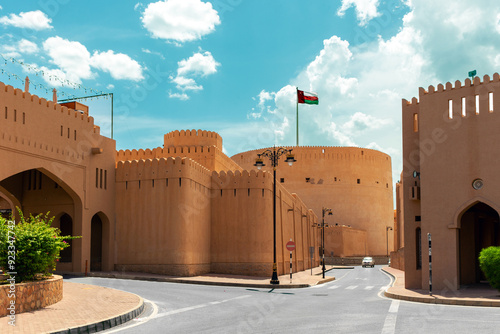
[{"xmin": 1, "ymin": 0, "xmax": 500, "ymax": 186}]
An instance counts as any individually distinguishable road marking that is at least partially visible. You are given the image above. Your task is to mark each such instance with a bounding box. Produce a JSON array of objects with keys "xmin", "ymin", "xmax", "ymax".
[
  {"xmin": 103, "ymin": 298, "xmax": 159, "ymax": 333},
  {"xmin": 364, "ymin": 286, "xmax": 374, "ymax": 290},
  {"xmin": 381, "ymin": 299, "xmax": 400, "ymax": 334},
  {"xmin": 345, "ymin": 285, "xmax": 358, "ymax": 290},
  {"xmin": 327, "ymin": 285, "xmax": 340, "ymax": 290},
  {"xmin": 155, "ymin": 295, "xmax": 250, "ymax": 319}
]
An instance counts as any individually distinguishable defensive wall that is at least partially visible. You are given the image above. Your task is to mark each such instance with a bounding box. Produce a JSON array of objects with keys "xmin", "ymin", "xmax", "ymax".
[
  {"xmin": 401, "ymin": 73, "xmax": 500, "ymax": 290},
  {"xmin": 115, "ymin": 156, "xmax": 320, "ymax": 276},
  {"xmin": 232, "ymin": 146, "xmax": 394, "ymax": 257},
  {"xmin": 116, "ymin": 129, "xmax": 242, "ymax": 172},
  {"xmin": 0, "ymin": 80, "xmax": 116, "ymax": 274}
]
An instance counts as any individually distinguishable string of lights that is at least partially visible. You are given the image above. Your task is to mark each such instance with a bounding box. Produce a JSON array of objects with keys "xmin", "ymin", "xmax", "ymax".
[{"xmin": 0, "ymin": 54, "xmax": 108, "ymax": 100}]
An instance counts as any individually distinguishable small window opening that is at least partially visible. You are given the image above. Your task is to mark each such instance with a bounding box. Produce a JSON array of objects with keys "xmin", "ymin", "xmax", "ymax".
[
  {"xmin": 280, "ymin": 178, "xmax": 285, "ymax": 183},
  {"xmin": 448, "ymin": 99, "xmax": 453, "ymax": 119},
  {"xmin": 461, "ymin": 97, "xmax": 466, "ymax": 117},
  {"xmin": 357, "ymin": 179, "xmax": 360, "ymax": 184},
  {"xmin": 306, "ymin": 177, "xmax": 311, "ymax": 183},
  {"xmin": 489, "ymin": 92, "xmax": 494, "ymax": 112},
  {"xmin": 415, "ymin": 216, "xmax": 421, "ymax": 222}
]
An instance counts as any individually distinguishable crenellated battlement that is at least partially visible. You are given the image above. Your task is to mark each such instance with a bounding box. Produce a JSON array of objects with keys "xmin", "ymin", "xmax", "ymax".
[
  {"xmin": 116, "ymin": 156, "xmax": 212, "ymax": 184},
  {"xmin": 211, "ymin": 169, "xmax": 274, "ymax": 190},
  {"xmin": 164, "ymin": 129, "xmax": 222, "ymax": 150},
  {"xmin": 0, "ymin": 81, "xmax": 97, "ymax": 130},
  {"xmin": 403, "ymin": 73, "xmax": 500, "ymax": 105}
]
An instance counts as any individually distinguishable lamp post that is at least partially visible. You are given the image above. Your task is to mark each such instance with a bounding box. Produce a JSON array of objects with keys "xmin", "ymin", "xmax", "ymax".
[
  {"xmin": 313, "ymin": 208, "xmax": 332, "ymax": 278},
  {"xmin": 386, "ymin": 226, "xmax": 393, "ymax": 257},
  {"xmin": 254, "ymin": 146, "xmax": 296, "ymax": 285}
]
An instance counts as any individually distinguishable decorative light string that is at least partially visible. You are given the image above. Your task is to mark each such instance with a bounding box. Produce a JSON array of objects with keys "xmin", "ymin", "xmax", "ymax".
[{"xmin": 0, "ymin": 54, "xmax": 108, "ymax": 101}]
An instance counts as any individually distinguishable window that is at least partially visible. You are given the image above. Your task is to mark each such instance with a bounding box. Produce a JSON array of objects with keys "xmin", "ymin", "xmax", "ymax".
[
  {"xmin": 416, "ymin": 227, "xmax": 422, "ymax": 270},
  {"xmin": 305, "ymin": 177, "xmax": 311, "ymax": 183},
  {"xmin": 448, "ymin": 99, "xmax": 453, "ymax": 119},
  {"xmin": 489, "ymin": 92, "xmax": 494, "ymax": 112},
  {"xmin": 415, "ymin": 216, "xmax": 421, "ymax": 222},
  {"xmin": 280, "ymin": 178, "xmax": 285, "ymax": 183},
  {"xmin": 462, "ymin": 97, "xmax": 466, "ymax": 117},
  {"xmin": 357, "ymin": 179, "xmax": 360, "ymax": 184},
  {"xmin": 475, "ymin": 95, "xmax": 480, "ymax": 114}
]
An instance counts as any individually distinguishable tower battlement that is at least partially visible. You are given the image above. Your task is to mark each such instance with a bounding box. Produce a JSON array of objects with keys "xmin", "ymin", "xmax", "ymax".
[{"xmin": 164, "ymin": 129, "xmax": 222, "ymax": 150}]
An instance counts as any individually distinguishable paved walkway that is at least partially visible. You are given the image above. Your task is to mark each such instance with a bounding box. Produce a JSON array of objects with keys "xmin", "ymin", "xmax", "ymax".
[
  {"xmin": 383, "ymin": 267, "xmax": 500, "ymax": 307},
  {"xmin": 0, "ymin": 282, "xmax": 143, "ymax": 334}
]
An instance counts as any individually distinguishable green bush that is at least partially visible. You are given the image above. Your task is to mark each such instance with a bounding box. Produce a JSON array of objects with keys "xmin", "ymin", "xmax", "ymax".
[
  {"xmin": 479, "ymin": 246, "xmax": 500, "ymax": 292},
  {"xmin": 0, "ymin": 208, "xmax": 80, "ymax": 283}
]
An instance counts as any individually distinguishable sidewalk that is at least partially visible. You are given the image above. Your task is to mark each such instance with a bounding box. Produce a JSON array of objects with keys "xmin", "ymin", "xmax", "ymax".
[
  {"xmin": 0, "ymin": 266, "xmax": 339, "ymax": 334},
  {"xmin": 88, "ymin": 265, "xmax": 341, "ymax": 289},
  {"xmin": 0, "ymin": 281, "xmax": 144, "ymax": 334},
  {"xmin": 382, "ymin": 267, "xmax": 500, "ymax": 307}
]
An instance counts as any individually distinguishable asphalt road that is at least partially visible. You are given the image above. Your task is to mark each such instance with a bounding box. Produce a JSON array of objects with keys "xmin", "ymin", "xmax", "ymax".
[{"xmin": 66, "ymin": 266, "xmax": 500, "ymax": 333}]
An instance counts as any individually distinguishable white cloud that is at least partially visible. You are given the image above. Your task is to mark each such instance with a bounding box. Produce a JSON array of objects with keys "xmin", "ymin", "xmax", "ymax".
[
  {"xmin": 168, "ymin": 91, "xmax": 189, "ymax": 100},
  {"xmin": 42, "ymin": 36, "xmax": 144, "ymax": 84},
  {"xmin": 342, "ymin": 112, "xmax": 392, "ymax": 133},
  {"xmin": 90, "ymin": 50, "xmax": 144, "ymax": 81},
  {"xmin": 17, "ymin": 39, "xmax": 38, "ymax": 54},
  {"xmin": 107, "ymin": 84, "xmax": 115, "ymax": 90},
  {"xmin": 141, "ymin": 0, "xmax": 220, "ymax": 43},
  {"xmin": 0, "ymin": 10, "xmax": 53, "ymax": 30},
  {"xmin": 337, "ymin": 0, "xmax": 380, "ymax": 26},
  {"xmin": 43, "ymin": 36, "xmax": 93, "ymax": 83},
  {"xmin": 170, "ymin": 51, "xmax": 220, "ymax": 97},
  {"xmin": 177, "ymin": 51, "xmax": 219, "ymax": 77}
]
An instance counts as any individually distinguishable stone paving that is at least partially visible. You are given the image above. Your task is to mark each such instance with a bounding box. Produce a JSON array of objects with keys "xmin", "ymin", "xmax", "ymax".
[
  {"xmin": 383, "ymin": 267, "xmax": 500, "ymax": 307},
  {"xmin": 0, "ymin": 282, "xmax": 143, "ymax": 334}
]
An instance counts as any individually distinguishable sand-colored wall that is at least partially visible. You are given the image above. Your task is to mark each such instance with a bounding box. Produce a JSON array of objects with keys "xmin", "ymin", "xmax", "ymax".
[
  {"xmin": 231, "ymin": 146, "xmax": 394, "ymax": 257},
  {"xmin": 117, "ymin": 130, "xmax": 242, "ymax": 173},
  {"xmin": 115, "ymin": 157, "xmax": 320, "ymax": 276},
  {"xmin": 402, "ymin": 74, "xmax": 500, "ymax": 290},
  {"xmin": 0, "ymin": 81, "xmax": 116, "ymax": 274},
  {"xmin": 325, "ymin": 225, "xmax": 367, "ymax": 258},
  {"xmin": 115, "ymin": 157, "xmax": 213, "ymax": 276}
]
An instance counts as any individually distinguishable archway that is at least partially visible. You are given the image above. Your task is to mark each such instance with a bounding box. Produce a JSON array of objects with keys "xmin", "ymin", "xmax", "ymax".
[
  {"xmin": 459, "ymin": 202, "xmax": 500, "ymax": 285},
  {"xmin": 91, "ymin": 214, "xmax": 103, "ymax": 271}
]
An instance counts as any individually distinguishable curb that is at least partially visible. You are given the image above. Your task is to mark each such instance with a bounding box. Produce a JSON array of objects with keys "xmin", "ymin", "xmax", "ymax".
[
  {"xmin": 50, "ymin": 295, "xmax": 145, "ymax": 334},
  {"xmin": 381, "ymin": 268, "xmax": 500, "ymax": 307},
  {"xmin": 87, "ymin": 272, "xmax": 331, "ymax": 289}
]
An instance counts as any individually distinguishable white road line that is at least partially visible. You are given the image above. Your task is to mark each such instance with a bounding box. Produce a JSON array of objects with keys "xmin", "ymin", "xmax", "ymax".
[
  {"xmin": 155, "ymin": 295, "xmax": 251, "ymax": 319},
  {"xmin": 364, "ymin": 286, "xmax": 374, "ymax": 290},
  {"xmin": 103, "ymin": 298, "xmax": 159, "ymax": 333},
  {"xmin": 381, "ymin": 299, "xmax": 400, "ymax": 334},
  {"xmin": 345, "ymin": 285, "xmax": 358, "ymax": 290},
  {"xmin": 327, "ymin": 285, "xmax": 341, "ymax": 290}
]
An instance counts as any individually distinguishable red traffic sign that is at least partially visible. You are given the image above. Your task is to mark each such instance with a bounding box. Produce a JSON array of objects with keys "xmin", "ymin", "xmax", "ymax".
[{"xmin": 286, "ymin": 241, "xmax": 296, "ymax": 251}]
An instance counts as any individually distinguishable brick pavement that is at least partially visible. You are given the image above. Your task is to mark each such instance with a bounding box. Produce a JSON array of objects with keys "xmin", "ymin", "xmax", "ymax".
[
  {"xmin": 383, "ymin": 267, "xmax": 500, "ymax": 307},
  {"xmin": 0, "ymin": 282, "xmax": 143, "ymax": 334}
]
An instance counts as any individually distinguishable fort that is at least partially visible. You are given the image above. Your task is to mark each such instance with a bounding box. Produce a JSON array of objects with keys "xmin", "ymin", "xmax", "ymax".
[{"xmin": 0, "ymin": 78, "xmax": 394, "ymax": 278}]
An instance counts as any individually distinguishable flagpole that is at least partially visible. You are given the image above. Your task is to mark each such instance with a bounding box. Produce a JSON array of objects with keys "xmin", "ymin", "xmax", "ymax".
[{"xmin": 296, "ymin": 87, "xmax": 299, "ymax": 146}]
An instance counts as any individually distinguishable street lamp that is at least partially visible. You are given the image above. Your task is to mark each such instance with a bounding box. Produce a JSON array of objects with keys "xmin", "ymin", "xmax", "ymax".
[
  {"xmin": 254, "ymin": 146, "xmax": 296, "ymax": 284},
  {"xmin": 386, "ymin": 226, "xmax": 393, "ymax": 258},
  {"xmin": 313, "ymin": 208, "xmax": 332, "ymax": 279}
]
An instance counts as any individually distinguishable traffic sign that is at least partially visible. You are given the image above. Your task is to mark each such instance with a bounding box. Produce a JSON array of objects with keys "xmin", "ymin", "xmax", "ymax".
[{"xmin": 286, "ymin": 240, "xmax": 296, "ymax": 251}]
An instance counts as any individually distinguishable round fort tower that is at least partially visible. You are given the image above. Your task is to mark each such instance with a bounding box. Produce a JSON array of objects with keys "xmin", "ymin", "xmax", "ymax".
[{"xmin": 232, "ymin": 146, "xmax": 394, "ymax": 257}]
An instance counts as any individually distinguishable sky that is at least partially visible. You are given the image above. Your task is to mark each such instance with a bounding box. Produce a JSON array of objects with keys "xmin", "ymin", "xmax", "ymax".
[{"xmin": 1, "ymin": 0, "xmax": 500, "ymax": 188}]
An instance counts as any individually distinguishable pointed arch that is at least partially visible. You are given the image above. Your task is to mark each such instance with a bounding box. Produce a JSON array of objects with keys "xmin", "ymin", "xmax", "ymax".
[{"xmin": 452, "ymin": 197, "xmax": 500, "ymax": 229}]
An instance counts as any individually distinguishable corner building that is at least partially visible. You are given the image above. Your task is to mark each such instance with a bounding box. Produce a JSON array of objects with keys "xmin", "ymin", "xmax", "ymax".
[{"xmin": 401, "ymin": 74, "xmax": 500, "ymax": 290}]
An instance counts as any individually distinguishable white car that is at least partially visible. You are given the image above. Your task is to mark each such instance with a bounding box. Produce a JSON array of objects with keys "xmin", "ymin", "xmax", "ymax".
[{"xmin": 362, "ymin": 257, "xmax": 375, "ymax": 268}]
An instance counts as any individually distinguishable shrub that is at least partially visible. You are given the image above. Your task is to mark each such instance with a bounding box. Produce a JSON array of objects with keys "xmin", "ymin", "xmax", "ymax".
[
  {"xmin": 479, "ymin": 246, "xmax": 500, "ymax": 292},
  {"xmin": 0, "ymin": 208, "xmax": 80, "ymax": 283}
]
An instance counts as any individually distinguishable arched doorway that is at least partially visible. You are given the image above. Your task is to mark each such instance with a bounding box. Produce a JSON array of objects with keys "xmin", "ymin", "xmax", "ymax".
[
  {"xmin": 59, "ymin": 214, "xmax": 73, "ymax": 263},
  {"xmin": 91, "ymin": 214, "xmax": 103, "ymax": 271},
  {"xmin": 459, "ymin": 202, "xmax": 500, "ymax": 285}
]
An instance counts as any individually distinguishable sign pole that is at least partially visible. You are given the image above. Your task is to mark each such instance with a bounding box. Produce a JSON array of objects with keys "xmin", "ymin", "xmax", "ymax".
[
  {"xmin": 428, "ymin": 233, "xmax": 432, "ymax": 296},
  {"xmin": 286, "ymin": 239, "xmax": 296, "ymax": 284}
]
